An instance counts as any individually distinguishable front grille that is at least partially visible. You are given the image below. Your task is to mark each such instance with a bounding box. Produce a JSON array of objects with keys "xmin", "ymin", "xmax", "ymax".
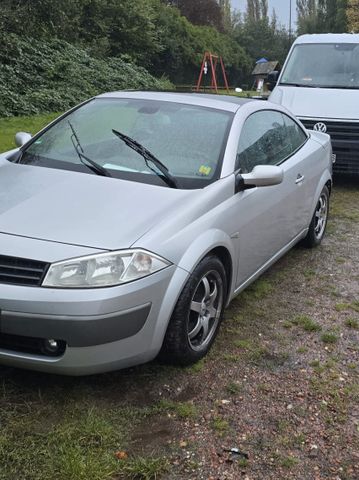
[
  {"xmin": 0, "ymin": 333, "xmax": 66, "ymax": 357},
  {"xmin": 0, "ymin": 255, "xmax": 49, "ymax": 286},
  {"xmin": 300, "ymin": 118, "xmax": 359, "ymax": 175}
]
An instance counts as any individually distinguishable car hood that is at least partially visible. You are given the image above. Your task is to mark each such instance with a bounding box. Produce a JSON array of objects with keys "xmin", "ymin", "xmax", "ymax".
[
  {"xmin": 0, "ymin": 159, "xmax": 195, "ymax": 250},
  {"xmin": 269, "ymin": 86, "xmax": 359, "ymax": 120}
]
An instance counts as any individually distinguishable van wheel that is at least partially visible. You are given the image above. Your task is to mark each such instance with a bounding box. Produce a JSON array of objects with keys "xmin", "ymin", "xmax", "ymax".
[
  {"xmin": 302, "ymin": 186, "xmax": 329, "ymax": 248},
  {"xmin": 159, "ymin": 256, "xmax": 227, "ymax": 366}
]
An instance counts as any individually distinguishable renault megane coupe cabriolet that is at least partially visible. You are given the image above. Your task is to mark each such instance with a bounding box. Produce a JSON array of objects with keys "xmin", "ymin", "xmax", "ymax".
[{"xmin": 0, "ymin": 91, "xmax": 332, "ymax": 375}]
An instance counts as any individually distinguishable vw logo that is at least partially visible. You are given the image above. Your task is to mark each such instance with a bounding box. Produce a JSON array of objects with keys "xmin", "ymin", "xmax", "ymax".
[{"xmin": 313, "ymin": 122, "xmax": 327, "ymax": 133}]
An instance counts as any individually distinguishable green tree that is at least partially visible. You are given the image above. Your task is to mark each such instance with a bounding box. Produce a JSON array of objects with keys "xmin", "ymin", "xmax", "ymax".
[
  {"xmin": 297, "ymin": 0, "xmax": 348, "ymax": 33},
  {"xmin": 219, "ymin": 0, "xmax": 232, "ymax": 31},
  {"xmin": 0, "ymin": 0, "xmax": 81, "ymax": 40},
  {"xmin": 168, "ymin": 0, "xmax": 224, "ymax": 30},
  {"xmin": 347, "ymin": 0, "xmax": 359, "ymax": 31},
  {"xmin": 234, "ymin": 1, "xmax": 290, "ymax": 67}
]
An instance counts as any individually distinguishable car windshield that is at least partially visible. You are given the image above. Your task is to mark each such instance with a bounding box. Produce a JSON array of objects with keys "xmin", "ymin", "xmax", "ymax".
[
  {"xmin": 20, "ymin": 98, "xmax": 233, "ymax": 189},
  {"xmin": 280, "ymin": 43, "xmax": 359, "ymax": 89}
]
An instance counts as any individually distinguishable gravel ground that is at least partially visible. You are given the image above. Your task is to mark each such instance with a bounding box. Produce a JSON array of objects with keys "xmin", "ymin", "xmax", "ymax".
[{"xmin": 0, "ymin": 179, "xmax": 358, "ymax": 480}]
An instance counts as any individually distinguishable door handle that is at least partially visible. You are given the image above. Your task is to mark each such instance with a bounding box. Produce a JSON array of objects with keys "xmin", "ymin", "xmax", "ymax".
[{"xmin": 295, "ymin": 174, "xmax": 305, "ymax": 184}]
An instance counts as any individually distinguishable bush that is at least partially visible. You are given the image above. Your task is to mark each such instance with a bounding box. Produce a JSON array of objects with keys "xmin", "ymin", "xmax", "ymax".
[{"xmin": 0, "ymin": 34, "xmax": 172, "ymax": 117}]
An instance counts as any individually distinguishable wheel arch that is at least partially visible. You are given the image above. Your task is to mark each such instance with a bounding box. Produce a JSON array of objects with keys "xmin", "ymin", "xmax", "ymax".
[
  {"xmin": 325, "ymin": 179, "xmax": 332, "ymax": 195},
  {"xmin": 308, "ymin": 170, "xmax": 332, "ymax": 225},
  {"xmin": 205, "ymin": 246, "xmax": 233, "ymax": 305},
  {"xmin": 175, "ymin": 229, "xmax": 236, "ymax": 306}
]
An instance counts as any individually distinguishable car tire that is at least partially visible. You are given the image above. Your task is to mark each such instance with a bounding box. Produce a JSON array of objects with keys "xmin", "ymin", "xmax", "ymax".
[
  {"xmin": 302, "ymin": 185, "xmax": 329, "ymax": 248},
  {"xmin": 159, "ymin": 255, "xmax": 227, "ymax": 366}
]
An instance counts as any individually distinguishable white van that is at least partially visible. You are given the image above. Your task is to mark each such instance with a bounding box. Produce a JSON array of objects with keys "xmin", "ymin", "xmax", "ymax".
[{"xmin": 269, "ymin": 33, "xmax": 359, "ymax": 175}]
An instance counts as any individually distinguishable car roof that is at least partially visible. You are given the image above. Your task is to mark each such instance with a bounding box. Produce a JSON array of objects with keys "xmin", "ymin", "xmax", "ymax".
[
  {"xmin": 294, "ymin": 33, "xmax": 359, "ymax": 44},
  {"xmin": 97, "ymin": 91, "xmax": 253, "ymax": 113}
]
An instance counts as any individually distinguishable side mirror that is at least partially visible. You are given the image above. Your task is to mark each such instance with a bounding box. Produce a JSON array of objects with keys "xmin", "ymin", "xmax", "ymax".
[
  {"xmin": 15, "ymin": 132, "xmax": 32, "ymax": 148},
  {"xmin": 267, "ymin": 71, "xmax": 279, "ymax": 91},
  {"xmin": 239, "ymin": 165, "xmax": 284, "ymax": 188}
]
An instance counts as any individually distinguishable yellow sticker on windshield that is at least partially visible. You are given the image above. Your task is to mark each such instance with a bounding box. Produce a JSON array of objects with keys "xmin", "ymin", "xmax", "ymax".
[{"xmin": 199, "ymin": 165, "xmax": 212, "ymax": 176}]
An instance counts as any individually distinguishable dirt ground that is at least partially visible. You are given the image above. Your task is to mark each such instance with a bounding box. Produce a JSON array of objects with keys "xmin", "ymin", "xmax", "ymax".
[{"xmin": 0, "ymin": 178, "xmax": 358, "ymax": 480}]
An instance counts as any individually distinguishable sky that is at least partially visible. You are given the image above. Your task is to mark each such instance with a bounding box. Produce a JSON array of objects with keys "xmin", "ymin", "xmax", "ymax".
[{"xmin": 232, "ymin": 0, "xmax": 298, "ymax": 31}]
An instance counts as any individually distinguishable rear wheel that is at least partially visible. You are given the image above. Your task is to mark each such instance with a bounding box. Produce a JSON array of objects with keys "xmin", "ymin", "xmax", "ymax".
[
  {"xmin": 302, "ymin": 185, "xmax": 329, "ymax": 248},
  {"xmin": 159, "ymin": 255, "xmax": 227, "ymax": 365}
]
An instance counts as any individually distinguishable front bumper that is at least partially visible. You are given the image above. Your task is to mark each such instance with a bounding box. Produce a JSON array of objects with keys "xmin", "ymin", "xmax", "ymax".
[
  {"xmin": 0, "ymin": 264, "xmax": 189, "ymax": 375},
  {"xmin": 0, "ymin": 303, "xmax": 151, "ymax": 347}
]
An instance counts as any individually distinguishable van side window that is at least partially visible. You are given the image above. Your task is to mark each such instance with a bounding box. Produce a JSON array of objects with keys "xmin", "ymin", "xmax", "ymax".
[{"xmin": 236, "ymin": 111, "xmax": 307, "ymax": 173}]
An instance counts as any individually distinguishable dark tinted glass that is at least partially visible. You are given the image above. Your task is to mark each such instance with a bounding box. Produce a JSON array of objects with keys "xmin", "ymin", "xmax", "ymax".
[{"xmin": 236, "ymin": 111, "xmax": 307, "ymax": 173}]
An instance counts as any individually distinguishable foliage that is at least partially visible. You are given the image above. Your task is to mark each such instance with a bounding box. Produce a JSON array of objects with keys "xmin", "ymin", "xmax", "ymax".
[
  {"xmin": 5, "ymin": 0, "xmax": 351, "ymax": 116},
  {"xmin": 0, "ymin": 112, "xmax": 59, "ymax": 152},
  {"xmin": 131, "ymin": 1, "xmax": 252, "ymax": 85},
  {"xmin": 168, "ymin": 0, "xmax": 224, "ymax": 30},
  {"xmin": 232, "ymin": 9, "xmax": 291, "ymax": 68},
  {"xmin": 347, "ymin": 0, "xmax": 359, "ymax": 31},
  {"xmin": 296, "ymin": 0, "xmax": 348, "ymax": 34},
  {"xmin": 0, "ymin": 34, "xmax": 171, "ymax": 117},
  {"xmin": 0, "ymin": 0, "xmax": 163, "ymax": 64},
  {"xmin": 246, "ymin": 0, "xmax": 269, "ymax": 22}
]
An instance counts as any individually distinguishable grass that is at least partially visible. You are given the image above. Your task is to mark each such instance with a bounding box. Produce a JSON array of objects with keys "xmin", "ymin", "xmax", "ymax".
[
  {"xmin": 244, "ymin": 278, "xmax": 273, "ymax": 300},
  {"xmin": 0, "ymin": 112, "xmax": 59, "ymax": 152},
  {"xmin": 222, "ymin": 353, "xmax": 241, "ymax": 363},
  {"xmin": 117, "ymin": 456, "xmax": 169, "ymax": 480},
  {"xmin": 157, "ymin": 400, "xmax": 197, "ymax": 419},
  {"xmin": 291, "ymin": 315, "xmax": 322, "ymax": 332},
  {"xmin": 233, "ymin": 338, "xmax": 252, "ymax": 349},
  {"xmin": 297, "ymin": 346, "xmax": 308, "ymax": 354},
  {"xmin": 345, "ymin": 317, "xmax": 359, "ymax": 330},
  {"xmin": 226, "ymin": 381, "xmax": 242, "ymax": 395},
  {"xmin": 278, "ymin": 455, "xmax": 299, "ymax": 468},
  {"xmin": 0, "ymin": 406, "xmax": 123, "ymax": 480},
  {"xmin": 321, "ymin": 332, "xmax": 339, "ymax": 344},
  {"xmin": 335, "ymin": 303, "xmax": 349, "ymax": 312},
  {"xmin": 186, "ymin": 358, "xmax": 205, "ymax": 373},
  {"xmin": 211, "ymin": 417, "xmax": 229, "ymax": 435},
  {"xmin": 0, "ymin": 397, "xmax": 173, "ymax": 480}
]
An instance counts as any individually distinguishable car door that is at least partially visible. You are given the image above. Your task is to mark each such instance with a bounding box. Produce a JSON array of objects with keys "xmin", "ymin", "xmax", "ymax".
[{"xmin": 233, "ymin": 109, "xmax": 312, "ymax": 288}]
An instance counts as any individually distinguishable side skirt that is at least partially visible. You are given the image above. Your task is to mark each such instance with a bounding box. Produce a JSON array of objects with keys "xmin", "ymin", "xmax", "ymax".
[{"xmin": 230, "ymin": 228, "xmax": 308, "ymax": 302}]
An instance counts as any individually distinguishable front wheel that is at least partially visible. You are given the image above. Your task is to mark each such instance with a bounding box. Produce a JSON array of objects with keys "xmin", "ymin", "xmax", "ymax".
[
  {"xmin": 302, "ymin": 185, "xmax": 329, "ymax": 248},
  {"xmin": 159, "ymin": 256, "xmax": 227, "ymax": 366}
]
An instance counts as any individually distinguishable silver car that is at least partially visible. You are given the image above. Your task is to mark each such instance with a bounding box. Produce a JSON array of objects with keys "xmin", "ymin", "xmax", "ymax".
[{"xmin": 0, "ymin": 92, "xmax": 332, "ymax": 375}]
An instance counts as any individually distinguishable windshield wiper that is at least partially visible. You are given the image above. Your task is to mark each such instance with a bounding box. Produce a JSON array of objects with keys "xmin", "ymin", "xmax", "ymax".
[
  {"xmin": 112, "ymin": 129, "xmax": 178, "ymax": 189},
  {"xmin": 68, "ymin": 121, "xmax": 112, "ymax": 178}
]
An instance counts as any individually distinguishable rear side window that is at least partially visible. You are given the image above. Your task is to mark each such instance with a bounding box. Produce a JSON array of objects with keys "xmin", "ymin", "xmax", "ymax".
[{"xmin": 236, "ymin": 110, "xmax": 307, "ymax": 173}]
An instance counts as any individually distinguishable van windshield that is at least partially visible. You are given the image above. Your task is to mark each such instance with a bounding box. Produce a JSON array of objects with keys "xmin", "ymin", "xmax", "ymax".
[{"xmin": 280, "ymin": 43, "xmax": 359, "ymax": 89}]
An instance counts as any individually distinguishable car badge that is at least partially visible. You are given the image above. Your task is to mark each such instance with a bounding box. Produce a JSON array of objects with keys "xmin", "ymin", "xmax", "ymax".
[{"xmin": 313, "ymin": 122, "xmax": 327, "ymax": 133}]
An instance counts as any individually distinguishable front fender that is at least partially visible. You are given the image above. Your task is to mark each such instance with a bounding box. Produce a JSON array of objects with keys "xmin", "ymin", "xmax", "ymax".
[
  {"xmin": 176, "ymin": 228, "xmax": 235, "ymax": 275},
  {"xmin": 149, "ymin": 229, "xmax": 236, "ymax": 354}
]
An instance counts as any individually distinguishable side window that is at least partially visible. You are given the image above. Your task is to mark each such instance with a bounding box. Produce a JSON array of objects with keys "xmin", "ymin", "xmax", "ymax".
[
  {"xmin": 281, "ymin": 113, "xmax": 307, "ymax": 152},
  {"xmin": 236, "ymin": 111, "xmax": 307, "ymax": 173}
]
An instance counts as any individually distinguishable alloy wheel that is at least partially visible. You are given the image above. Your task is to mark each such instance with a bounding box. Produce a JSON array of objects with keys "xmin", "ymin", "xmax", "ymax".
[
  {"xmin": 188, "ymin": 270, "xmax": 224, "ymax": 352},
  {"xmin": 314, "ymin": 193, "xmax": 328, "ymax": 239}
]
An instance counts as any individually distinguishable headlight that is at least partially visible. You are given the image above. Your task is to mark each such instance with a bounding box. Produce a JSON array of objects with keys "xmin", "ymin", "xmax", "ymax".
[{"xmin": 42, "ymin": 249, "xmax": 171, "ymax": 288}]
